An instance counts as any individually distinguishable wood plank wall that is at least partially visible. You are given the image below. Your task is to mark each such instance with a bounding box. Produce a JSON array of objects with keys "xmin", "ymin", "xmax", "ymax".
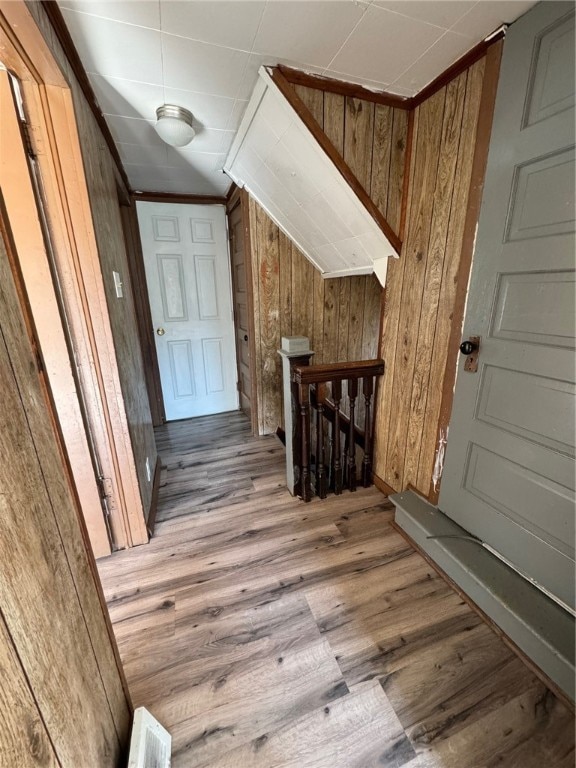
[
  {"xmin": 27, "ymin": 1, "xmax": 157, "ymax": 520},
  {"xmin": 249, "ymin": 86, "xmax": 407, "ymax": 435},
  {"xmin": 373, "ymin": 57, "xmax": 488, "ymax": 498},
  {"xmin": 0, "ymin": 202, "xmax": 130, "ymax": 767}
]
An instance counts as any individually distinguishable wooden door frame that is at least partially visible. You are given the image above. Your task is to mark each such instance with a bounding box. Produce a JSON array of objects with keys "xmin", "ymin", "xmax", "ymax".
[
  {"xmin": 227, "ymin": 186, "xmax": 259, "ymax": 435},
  {"xmin": 0, "ymin": 2, "xmax": 148, "ymax": 552},
  {"xmin": 119, "ymin": 192, "xmax": 166, "ymax": 427}
]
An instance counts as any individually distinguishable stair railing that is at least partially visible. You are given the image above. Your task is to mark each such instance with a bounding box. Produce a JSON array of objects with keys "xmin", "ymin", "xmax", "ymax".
[{"xmin": 290, "ymin": 359, "xmax": 384, "ymax": 502}]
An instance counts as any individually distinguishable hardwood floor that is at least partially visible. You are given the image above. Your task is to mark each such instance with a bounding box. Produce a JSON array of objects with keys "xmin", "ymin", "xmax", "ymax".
[{"xmin": 98, "ymin": 412, "xmax": 574, "ymax": 767}]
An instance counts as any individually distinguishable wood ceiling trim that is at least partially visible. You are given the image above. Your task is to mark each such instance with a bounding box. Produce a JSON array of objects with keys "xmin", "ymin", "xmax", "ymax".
[
  {"xmin": 40, "ymin": 0, "xmax": 131, "ymax": 192},
  {"xmin": 411, "ymin": 30, "xmax": 506, "ymax": 108},
  {"xmin": 277, "ymin": 65, "xmax": 412, "ymax": 110},
  {"xmin": 269, "ymin": 67, "xmax": 402, "ymax": 255},
  {"xmin": 131, "ymin": 191, "xmax": 227, "ymax": 205},
  {"xmin": 278, "ymin": 30, "xmax": 506, "ymax": 113}
]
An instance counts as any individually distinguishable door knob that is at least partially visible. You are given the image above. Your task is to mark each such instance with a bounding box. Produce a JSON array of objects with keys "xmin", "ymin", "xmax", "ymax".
[
  {"xmin": 459, "ymin": 336, "xmax": 480, "ymax": 373},
  {"xmin": 244, "ymin": 334, "xmax": 248, "ymax": 342},
  {"xmin": 156, "ymin": 327, "xmax": 166, "ymax": 336},
  {"xmin": 459, "ymin": 339, "xmax": 478, "ymax": 355}
]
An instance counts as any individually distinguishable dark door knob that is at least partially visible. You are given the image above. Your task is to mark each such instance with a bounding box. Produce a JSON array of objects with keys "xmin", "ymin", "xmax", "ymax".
[
  {"xmin": 244, "ymin": 334, "xmax": 248, "ymax": 342},
  {"xmin": 459, "ymin": 340, "xmax": 478, "ymax": 355}
]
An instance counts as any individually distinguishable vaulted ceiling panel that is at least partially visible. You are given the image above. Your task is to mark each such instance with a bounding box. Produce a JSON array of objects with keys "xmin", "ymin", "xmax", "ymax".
[{"xmin": 225, "ymin": 67, "xmax": 398, "ymax": 284}]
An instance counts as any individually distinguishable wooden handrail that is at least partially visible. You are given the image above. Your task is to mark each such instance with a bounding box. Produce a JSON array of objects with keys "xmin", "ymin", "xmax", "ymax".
[
  {"xmin": 290, "ymin": 358, "xmax": 384, "ymax": 501},
  {"xmin": 292, "ymin": 359, "xmax": 384, "ymax": 385}
]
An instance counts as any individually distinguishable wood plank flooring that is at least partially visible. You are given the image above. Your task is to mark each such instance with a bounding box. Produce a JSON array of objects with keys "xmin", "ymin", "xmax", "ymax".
[{"xmin": 98, "ymin": 412, "xmax": 574, "ymax": 768}]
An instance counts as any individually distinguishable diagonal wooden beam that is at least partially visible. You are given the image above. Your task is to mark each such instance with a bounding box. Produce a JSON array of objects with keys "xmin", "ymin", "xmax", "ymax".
[{"xmin": 269, "ymin": 67, "xmax": 402, "ymax": 256}]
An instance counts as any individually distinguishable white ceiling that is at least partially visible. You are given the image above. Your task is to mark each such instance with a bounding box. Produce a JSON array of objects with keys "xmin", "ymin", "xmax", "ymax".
[{"xmin": 57, "ymin": 0, "xmax": 536, "ymax": 196}]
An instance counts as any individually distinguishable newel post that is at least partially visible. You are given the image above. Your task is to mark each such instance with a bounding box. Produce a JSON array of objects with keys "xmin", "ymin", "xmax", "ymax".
[{"xmin": 278, "ymin": 337, "xmax": 314, "ymax": 496}]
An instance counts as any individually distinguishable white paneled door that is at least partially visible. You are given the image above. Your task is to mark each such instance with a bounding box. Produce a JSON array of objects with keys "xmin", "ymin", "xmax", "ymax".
[{"xmin": 137, "ymin": 202, "xmax": 238, "ymax": 421}]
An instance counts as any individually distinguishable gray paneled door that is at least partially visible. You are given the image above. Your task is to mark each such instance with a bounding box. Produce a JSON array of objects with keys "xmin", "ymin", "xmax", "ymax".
[{"xmin": 439, "ymin": 2, "xmax": 575, "ymax": 609}]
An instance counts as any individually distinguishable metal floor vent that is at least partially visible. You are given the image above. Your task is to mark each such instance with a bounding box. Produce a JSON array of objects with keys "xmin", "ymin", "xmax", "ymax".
[{"xmin": 128, "ymin": 707, "xmax": 171, "ymax": 768}]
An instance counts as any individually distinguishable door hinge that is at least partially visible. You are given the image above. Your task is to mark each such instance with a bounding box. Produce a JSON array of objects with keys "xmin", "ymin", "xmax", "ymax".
[{"xmin": 97, "ymin": 475, "xmax": 115, "ymax": 517}]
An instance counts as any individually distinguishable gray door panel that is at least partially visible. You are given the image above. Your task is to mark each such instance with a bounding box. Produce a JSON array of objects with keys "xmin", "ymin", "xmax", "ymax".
[{"xmin": 439, "ymin": 2, "xmax": 575, "ymax": 608}]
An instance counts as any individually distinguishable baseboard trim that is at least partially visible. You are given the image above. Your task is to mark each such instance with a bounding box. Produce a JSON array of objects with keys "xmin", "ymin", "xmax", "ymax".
[
  {"xmin": 372, "ymin": 472, "xmax": 397, "ymax": 497},
  {"xmin": 390, "ymin": 491, "xmax": 575, "ymax": 709}
]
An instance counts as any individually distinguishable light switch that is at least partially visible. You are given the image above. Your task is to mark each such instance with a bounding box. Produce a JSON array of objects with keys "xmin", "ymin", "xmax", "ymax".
[{"xmin": 113, "ymin": 271, "xmax": 123, "ymax": 298}]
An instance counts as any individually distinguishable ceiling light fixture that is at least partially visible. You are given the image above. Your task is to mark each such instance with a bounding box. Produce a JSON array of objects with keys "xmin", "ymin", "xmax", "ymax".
[{"xmin": 154, "ymin": 104, "xmax": 195, "ymax": 147}]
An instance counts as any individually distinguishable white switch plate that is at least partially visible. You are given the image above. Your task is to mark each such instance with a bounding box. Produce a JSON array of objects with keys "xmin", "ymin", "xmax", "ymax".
[{"xmin": 113, "ymin": 270, "xmax": 123, "ymax": 298}]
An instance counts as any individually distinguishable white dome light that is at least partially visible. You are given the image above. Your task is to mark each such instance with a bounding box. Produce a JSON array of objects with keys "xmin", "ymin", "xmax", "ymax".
[{"xmin": 154, "ymin": 105, "xmax": 195, "ymax": 147}]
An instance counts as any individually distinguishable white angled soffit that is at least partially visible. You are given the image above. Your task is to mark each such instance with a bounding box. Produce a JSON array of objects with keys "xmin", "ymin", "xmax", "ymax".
[{"xmin": 224, "ymin": 67, "xmax": 400, "ymax": 287}]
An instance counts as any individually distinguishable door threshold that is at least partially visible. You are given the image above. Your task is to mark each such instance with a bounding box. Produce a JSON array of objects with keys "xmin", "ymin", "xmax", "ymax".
[{"xmin": 390, "ymin": 491, "xmax": 575, "ymax": 707}]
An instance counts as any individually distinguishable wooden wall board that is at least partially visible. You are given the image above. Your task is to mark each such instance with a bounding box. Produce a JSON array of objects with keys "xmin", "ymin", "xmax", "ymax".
[
  {"xmin": 370, "ymin": 105, "xmax": 394, "ymax": 219},
  {"xmin": 343, "ymin": 97, "xmax": 375, "ymax": 191},
  {"xmin": 256, "ymin": 203, "xmax": 282, "ymax": 435},
  {"xmin": 291, "ymin": 244, "xmax": 315, "ymax": 339},
  {"xmin": 294, "ymin": 83, "xmax": 324, "ymax": 125},
  {"xmin": 416, "ymin": 59, "xmax": 486, "ymax": 495},
  {"xmin": 372, "ymin": 110, "xmax": 417, "ymax": 484},
  {"xmin": 321, "ymin": 277, "xmax": 341, "ymax": 366},
  {"xmin": 388, "ymin": 109, "xmax": 409, "ymax": 235},
  {"xmin": 373, "ymin": 52, "xmax": 495, "ymax": 499},
  {"xmin": 0, "ymin": 615, "xmax": 59, "ymax": 768},
  {"xmin": 312, "ymin": 268, "xmax": 325, "ymax": 364},
  {"xmin": 323, "ymin": 92, "xmax": 345, "ymax": 152},
  {"xmin": 278, "ymin": 231, "xmax": 293, "ymax": 341},
  {"xmin": 385, "ymin": 88, "xmax": 446, "ymax": 491},
  {"xmin": 0, "ymin": 200, "xmax": 129, "ymax": 766},
  {"xmin": 348, "ymin": 276, "xmax": 366, "ymax": 362},
  {"xmin": 403, "ymin": 72, "xmax": 467, "ymax": 489},
  {"xmin": 361, "ymin": 276, "xmax": 382, "ymax": 360}
]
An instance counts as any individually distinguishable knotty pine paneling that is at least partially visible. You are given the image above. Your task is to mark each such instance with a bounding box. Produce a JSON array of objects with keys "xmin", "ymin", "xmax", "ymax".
[
  {"xmin": 249, "ymin": 85, "xmax": 407, "ymax": 435},
  {"xmin": 373, "ymin": 57, "xmax": 488, "ymax": 498},
  {"xmin": 27, "ymin": 2, "xmax": 157, "ymax": 521}
]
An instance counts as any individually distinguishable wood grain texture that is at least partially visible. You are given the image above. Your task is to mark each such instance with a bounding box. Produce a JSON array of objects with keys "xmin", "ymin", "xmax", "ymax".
[
  {"xmin": 387, "ymin": 88, "xmax": 446, "ymax": 490},
  {"xmin": 388, "ymin": 109, "xmax": 410, "ymax": 235},
  {"xmin": 370, "ymin": 105, "xmax": 394, "ymax": 219},
  {"xmin": 373, "ymin": 54, "xmax": 493, "ymax": 498},
  {"xmin": 416, "ymin": 59, "xmax": 485, "ymax": 495},
  {"xmin": 403, "ymin": 73, "xmax": 467, "ymax": 489},
  {"xmin": 426, "ymin": 43, "xmax": 503, "ymax": 502},
  {"xmin": 343, "ymin": 97, "xmax": 375, "ymax": 191},
  {"xmin": 0, "ymin": 615, "xmax": 58, "ymax": 768},
  {"xmin": 98, "ymin": 413, "xmax": 575, "ymax": 768},
  {"xmin": 256, "ymin": 202, "xmax": 281, "ymax": 434},
  {"xmin": 0, "ymin": 199, "xmax": 129, "ymax": 766}
]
